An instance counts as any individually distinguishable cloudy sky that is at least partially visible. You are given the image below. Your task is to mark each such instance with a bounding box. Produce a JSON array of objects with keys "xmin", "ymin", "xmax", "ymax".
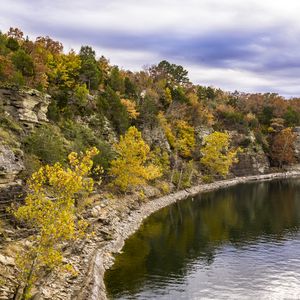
[{"xmin": 1, "ymin": 0, "xmax": 300, "ymax": 96}]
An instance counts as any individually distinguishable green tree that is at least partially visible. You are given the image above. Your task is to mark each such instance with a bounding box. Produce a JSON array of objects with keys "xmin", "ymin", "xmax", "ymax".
[
  {"xmin": 101, "ymin": 87, "xmax": 129, "ymax": 133},
  {"xmin": 79, "ymin": 46, "xmax": 101, "ymax": 90},
  {"xmin": 12, "ymin": 49, "xmax": 34, "ymax": 76},
  {"xmin": 149, "ymin": 60, "xmax": 189, "ymax": 85},
  {"xmin": 284, "ymin": 107, "xmax": 300, "ymax": 126},
  {"xmin": 108, "ymin": 66, "xmax": 125, "ymax": 93}
]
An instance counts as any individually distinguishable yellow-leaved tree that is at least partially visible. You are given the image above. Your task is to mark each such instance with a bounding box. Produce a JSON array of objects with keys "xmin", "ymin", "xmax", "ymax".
[
  {"xmin": 121, "ymin": 99, "xmax": 140, "ymax": 119},
  {"xmin": 157, "ymin": 112, "xmax": 195, "ymax": 158},
  {"xmin": 200, "ymin": 132, "xmax": 239, "ymax": 178},
  {"xmin": 13, "ymin": 147, "xmax": 99, "ymax": 300},
  {"xmin": 109, "ymin": 126, "xmax": 162, "ymax": 192},
  {"xmin": 175, "ymin": 120, "xmax": 195, "ymax": 158},
  {"xmin": 47, "ymin": 50, "xmax": 81, "ymax": 89}
]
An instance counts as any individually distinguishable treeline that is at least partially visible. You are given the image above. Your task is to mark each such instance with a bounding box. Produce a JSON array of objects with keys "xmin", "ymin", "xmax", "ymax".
[
  {"xmin": 1, "ymin": 27, "xmax": 300, "ymax": 299},
  {"xmin": 1, "ymin": 28, "xmax": 299, "ymax": 169}
]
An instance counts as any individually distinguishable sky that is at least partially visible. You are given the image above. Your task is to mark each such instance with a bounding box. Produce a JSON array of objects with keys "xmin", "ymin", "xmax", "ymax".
[{"xmin": 1, "ymin": 0, "xmax": 300, "ymax": 97}]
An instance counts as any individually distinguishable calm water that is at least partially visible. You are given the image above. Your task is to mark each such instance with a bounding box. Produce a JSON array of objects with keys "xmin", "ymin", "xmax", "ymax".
[{"xmin": 105, "ymin": 179, "xmax": 300, "ymax": 299}]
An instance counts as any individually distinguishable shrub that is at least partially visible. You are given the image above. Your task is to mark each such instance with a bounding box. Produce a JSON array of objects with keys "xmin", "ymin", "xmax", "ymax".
[
  {"xmin": 23, "ymin": 125, "xmax": 67, "ymax": 164},
  {"xmin": 61, "ymin": 121, "xmax": 114, "ymax": 171}
]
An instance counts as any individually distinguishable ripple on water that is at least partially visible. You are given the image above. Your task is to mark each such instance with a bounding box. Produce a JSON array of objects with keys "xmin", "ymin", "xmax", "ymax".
[{"xmin": 105, "ymin": 179, "xmax": 300, "ymax": 299}]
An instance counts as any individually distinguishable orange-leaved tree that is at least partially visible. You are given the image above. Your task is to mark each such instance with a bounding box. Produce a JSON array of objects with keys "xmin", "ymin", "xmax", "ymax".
[{"xmin": 270, "ymin": 127, "xmax": 296, "ymax": 168}]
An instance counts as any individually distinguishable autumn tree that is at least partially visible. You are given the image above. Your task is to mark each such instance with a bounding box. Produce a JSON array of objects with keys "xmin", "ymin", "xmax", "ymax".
[
  {"xmin": 47, "ymin": 50, "xmax": 81, "ymax": 89},
  {"xmin": 109, "ymin": 126, "xmax": 162, "ymax": 192},
  {"xmin": 158, "ymin": 112, "xmax": 195, "ymax": 158},
  {"xmin": 13, "ymin": 148, "xmax": 99, "ymax": 299},
  {"xmin": 200, "ymin": 131, "xmax": 239, "ymax": 177},
  {"xmin": 270, "ymin": 127, "xmax": 296, "ymax": 167},
  {"xmin": 174, "ymin": 120, "xmax": 195, "ymax": 158},
  {"xmin": 7, "ymin": 27, "xmax": 24, "ymax": 42},
  {"xmin": 35, "ymin": 36, "xmax": 63, "ymax": 55},
  {"xmin": 121, "ymin": 99, "xmax": 139, "ymax": 119}
]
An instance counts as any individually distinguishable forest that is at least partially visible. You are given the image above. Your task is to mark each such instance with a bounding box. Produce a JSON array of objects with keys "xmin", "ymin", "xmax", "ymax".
[{"xmin": 1, "ymin": 27, "xmax": 300, "ymax": 298}]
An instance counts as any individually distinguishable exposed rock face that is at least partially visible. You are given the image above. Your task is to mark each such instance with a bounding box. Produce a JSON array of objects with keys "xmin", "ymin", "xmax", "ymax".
[
  {"xmin": 195, "ymin": 126, "xmax": 213, "ymax": 143},
  {"xmin": 230, "ymin": 131, "xmax": 270, "ymax": 176},
  {"xmin": 293, "ymin": 127, "xmax": 300, "ymax": 162},
  {"xmin": 0, "ymin": 88, "xmax": 50, "ymax": 127},
  {"xmin": 102, "ymin": 117, "xmax": 118, "ymax": 144},
  {"xmin": 0, "ymin": 143, "xmax": 24, "ymax": 215},
  {"xmin": 143, "ymin": 126, "xmax": 171, "ymax": 152},
  {"xmin": 0, "ymin": 143, "xmax": 24, "ymax": 185}
]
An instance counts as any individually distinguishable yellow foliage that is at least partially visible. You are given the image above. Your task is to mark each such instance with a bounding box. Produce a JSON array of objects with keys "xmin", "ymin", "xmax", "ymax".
[
  {"xmin": 158, "ymin": 112, "xmax": 195, "ymax": 158},
  {"xmin": 157, "ymin": 181, "xmax": 171, "ymax": 194},
  {"xmin": 121, "ymin": 99, "xmax": 140, "ymax": 119},
  {"xmin": 149, "ymin": 147, "xmax": 170, "ymax": 175},
  {"xmin": 164, "ymin": 87, "xmax": 172, "ymax": 104},
  {"xmin": 200, "ymin": 132, "xmax": 239, "ymax": 177},
  {"xmin": 13, "ymin": 147, "xmax": 99, "ymax": 298},
  {"xmin": 157, "ymin": 112, "xmax": 176, "ymax": 147},
  {"xmin": 109, "ymin": 126, "xmax": 162, "ymax": 192},
  {"xmin": 175, "ymin": 120, "xmax": 195, "ymax": 158},
  {"xmin": 47, "ymin": 50, "xmax": 81, "ymax": 88}
]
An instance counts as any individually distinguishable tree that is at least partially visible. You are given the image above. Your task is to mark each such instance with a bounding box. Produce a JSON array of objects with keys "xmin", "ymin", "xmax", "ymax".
[
  {"xmin": 149, "ymin": 60, "xmax": 189, "ymax": 86},
  {"xmin": 12, "ymin": 49, "xmax": 34, "ymax": 77},
  {"xmin": 79, "ymin": 46, "xmax": 101, "ymax": 90},
  {"xmin": 35, "ymin": 36, "xmax": 63, "ymax": 55},
  {"xmin": 157, "ymin": 112, "xmax": 195, "ymax": 158},
  {"xmin": 74, "ymin": 83, "xmax": 89, "ymax": 106},
  {"xmin": 284, "ymin": 107, "xmax": 300, "ymax": 126},
  {"xmin": 121, "ymin": 99, "xmax": 139, "ymax": 119},
  {"xmin": 47, "ymin": 50, "xmax": 81, "ymax": 89},
  {"xmin": 100, "ymin": 87, "xmax": 129, "ymax": 134},
  {"xmin": 13, "ymin": 148, "xmax": 99, "ymax": 299},
  {"xmin": 109, "ymin": 126, "xmax": 162, "ymax": 191},
  {"xmin": 270, "ymin": 127, "xmax": 296, "ymax": 167},
  {"xmin": 124, "ymin": 77, "xmax": 137, "ymax": 98},
  {"xmin": 200, "ymin": 132, "xmax": 239, "ymax": 177},
  {"xmin": 175, "ymin": 120, "xmax": 195, "ymax": 158},
  {"xmin": 7, "ymin": 27, "xmax": 24, "ymax": 42},
  {"xmin": 108, "ymin": 66, "xmax": 125, "ymax": 93}
]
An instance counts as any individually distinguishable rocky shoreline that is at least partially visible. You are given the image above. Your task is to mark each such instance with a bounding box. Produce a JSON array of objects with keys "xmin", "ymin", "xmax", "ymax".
[
  {"xmin": 2, "ymin": 171, "xmax": 300, "ymax": 300},
  {"xmin": 72, "ymin": 171, "xmax": 300, "ymax": 300}
]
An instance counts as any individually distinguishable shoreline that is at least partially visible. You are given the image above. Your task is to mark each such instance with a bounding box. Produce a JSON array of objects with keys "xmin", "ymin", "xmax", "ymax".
[{"xmin": 74, "ymin": 171, "xmax": 300, "ymax": 300}]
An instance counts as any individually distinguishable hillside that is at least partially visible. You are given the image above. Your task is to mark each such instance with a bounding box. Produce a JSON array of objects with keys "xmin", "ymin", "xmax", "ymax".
[{"xmin": 1, "ymin": 27, "xmax": 300, "ymax": 299}]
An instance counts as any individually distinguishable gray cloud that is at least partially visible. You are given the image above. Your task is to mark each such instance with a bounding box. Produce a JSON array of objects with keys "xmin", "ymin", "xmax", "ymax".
[{"xmin": 2, "ymin": 0, "xmax": 300, "ymax": 96}]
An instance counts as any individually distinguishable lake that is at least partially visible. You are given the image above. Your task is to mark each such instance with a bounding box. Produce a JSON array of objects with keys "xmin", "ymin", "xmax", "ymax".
[{"xmin": 105, "ymin": 179, "xmax": 300, "ymax": 299}]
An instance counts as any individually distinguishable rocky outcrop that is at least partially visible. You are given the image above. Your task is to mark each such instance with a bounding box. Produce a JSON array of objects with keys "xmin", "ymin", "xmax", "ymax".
[
  {"xmin": 0, "ymin": 88, "xmax": 50, "ymax": 127},
  {"xmin": 0, "ymin": 88, "xmax": 50, "ymax": 209},
  {"xmin": 0, "ymin": 144, "xmax": 24, "ymax": 185},
  {"xmin": 142, "ymin": 126, "xmax": 171, "ymax": 151},
  {"xmin": 230, "ymin": 131, "xmax": 270, "ymax": 176},
  {"xmin": 0, "ymin": 143, "xmax": 24, "ymax": 218},
  {"xmin": 293, "ymin": 127, "xmax": 300, "ymax": 161}
]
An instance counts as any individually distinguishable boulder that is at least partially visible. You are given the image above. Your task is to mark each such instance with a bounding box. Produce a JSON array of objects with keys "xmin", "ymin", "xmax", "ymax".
[{"xmin": 0, "ymin": 88, "xmax": 50, "ymax": 127}]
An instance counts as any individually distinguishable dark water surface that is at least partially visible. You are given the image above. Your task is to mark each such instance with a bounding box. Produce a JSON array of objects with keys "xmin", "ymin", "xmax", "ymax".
[{"xmin": 104, "ymin": 179, "xmax": 300, "ymax": 299}]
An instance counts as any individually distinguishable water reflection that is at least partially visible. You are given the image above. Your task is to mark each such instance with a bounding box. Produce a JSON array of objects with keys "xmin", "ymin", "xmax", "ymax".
[{"xmin": 105, "ymin": 179, "xmax": 300, "ymax": 299}]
